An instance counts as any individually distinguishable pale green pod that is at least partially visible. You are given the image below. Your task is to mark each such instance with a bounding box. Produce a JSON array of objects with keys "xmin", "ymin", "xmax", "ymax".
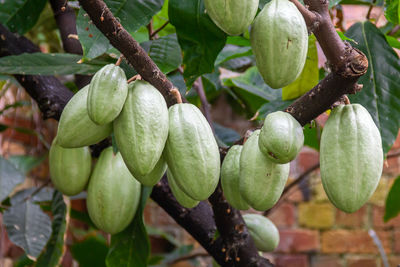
[
  {"xmin": 136, "ymin": 156, "xmax": 167, "ymax": 187},
  {"xmin": 49, "ymin": 138, "xmax": 91, "ymax": 196},
  {"xmin": 204, "ymin": 0, "xmax": 259, "ymax": 35},
  {"xmin": 221, "ymin": 145, "xmax": 249, "ymax": 210},
  {"xmin": 320, "ymin": 104, "xmax": 383, "ymax": 213},
  {"xmin": 87, "ymin": 64, "xmax": 128, "ymax": 125},
  {"xmin": 240, "ymin": 130, "xmax": 290, "ymax": 211},
  {"xmin": 251, "ymin": 0, "xmax": 308, "ymax": 88},
  {"xmin": 243, "ymin": 214, "xmax": 280, "ymax": 252},
  {"xmin": 167, "ymin": 169, "xmax": 199, "ymax": 209},
  {"xmin": 259, "ymin": 111, "xmax": 304, "ymax": 164},
  {"xmin": 57, "ymin": 85, "xmax": 112, "ymax": 148},
  {"xmin": 164, "ymin": 103, "xmax": 220, "ymax": 201},
  {"xmin": 114, "ymin": 80, "xmax": 169, "ymax": 180},
  {"xmin": 87, "ymin": 147, "xmax": 141, "ymax": 234}
]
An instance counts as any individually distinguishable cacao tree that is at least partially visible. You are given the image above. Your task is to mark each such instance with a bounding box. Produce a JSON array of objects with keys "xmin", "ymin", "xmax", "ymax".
[{"xmin": 0, "ymin": 0, "xmax": 399, "ymax": 266}]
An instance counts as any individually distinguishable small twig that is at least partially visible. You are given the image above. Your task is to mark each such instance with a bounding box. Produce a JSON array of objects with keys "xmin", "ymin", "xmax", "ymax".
[
  {"xmin": 194, "ymin": 77, "xmax": 214, "ymax": 132},
  {"xmin": 127, "ymin": 74, "xmax": 141, "ymax": 83},
  {"xmin": 344, "ymin": 95, "xmax": 350, "ymax": 105},
  {"xmin": 388, "ymin": 25, "xmax": 400, "ymax": 36},
  {"xmin": 150, "ymin": 20, "xmax": 170, "ymax": 38},
  {"xmin": 147, "ymin": 20, "xmax": 154, "ymax": 40},
  {"xmin": 115, "ymin": 55, "xmax": 123, "ymax": 66},
  {"xmin": 290, "ymin": 0, "xmax": 320, "ymax": 32},
  {"xmin": 169, "ymin": 252, "xmax": 210, "ymax": 264},
  {"xmin": 171, "ymin": 88, "xmax": 182, "ymax": 104},
  {"xmin": 366, "ymin": 5, "xmax": 374, "ymax": 20}
]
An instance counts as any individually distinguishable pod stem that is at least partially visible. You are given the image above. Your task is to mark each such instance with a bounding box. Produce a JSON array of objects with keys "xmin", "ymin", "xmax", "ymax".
[
  {"xmin": 171, "ymin": 88, "xmax": 182, "ymax": 104},
  {"xmin": 115, "ymin": 55, "xmax": 123, "ymax": 66},
  {"xmin": 344, "ymin": 95, "xmax": 351, "ymax": 105},
  {"xmin": 127, "ymin": 74, "xmax": 142, "ymax": 83}
]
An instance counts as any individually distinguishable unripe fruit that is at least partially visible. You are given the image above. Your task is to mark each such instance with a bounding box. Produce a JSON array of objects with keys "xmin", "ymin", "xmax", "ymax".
[
  {"xmin": 240, "ymin": 130, "xmax": 290, "ymax": 211},
  {"xmin": 251, "ymin": 0, "xmax": 308, "ymax": 88},
  {"xmin": 87, "ymin": 147, "xmax": 141, "ymax": 234},
  {"xmin": 204, "ymin": 0, "xmax": 259, "ymax": 35},
  {"xmin": 320, "ymin": 104, "xmax": 383, "ymax": 213},
  {"xmin": 164, "ymin": 103, "xmax": 220, "ymax": 201},
  {"xmin": 243, "ymin": 214, "xmax": 280, "ymax": 252},
  {"xmin": 87, "ymin": 64, "xmax": 128, "ymax": 125},
  {"xmin": 57, "ymin": 85, "xmax": 112, "ymax": 148},
  {"xmin": 259, "ymin": 111, "xmax": 304, "ymax": 164},
  {"xmin": 221, "ymin": 145, "xmax": 249, "ymax": 210},
  {"xmin": 49, "ymin": 138, "xmax": 91, "ymax": 196},
  {"xmin": 138, "ymin": 156, "xmax": 167, "ymax": 187},
  {"xmin": 167, "ymin": 169, "xmax": 199, "ymax": 209},
  {"xmin": 114, "ymin": 80, "xmax": 169, "ymax": 181}
]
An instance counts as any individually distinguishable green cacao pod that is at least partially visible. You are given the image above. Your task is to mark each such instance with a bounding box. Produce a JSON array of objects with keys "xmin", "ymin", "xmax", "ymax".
[
  {"xmin": 221, "ymin": 145, "xmax": 249, "ymax": 210},
  {"xmin": 167, "ymin": 168, "xmax": 199, "ymax": 209},
  {"xmin": 164, "ymin": 103, "xmax": 220, "ymax": 201},
  {"xmin": 204, "ymin": 0, "xmax": 259, "ymax": 35},
  {"xmin": 114, "ymin": 80, "xmax": 169, "ymax": 181},
  {"xmin": 243, "ymin": 214, "xmax": 280, "ymax": 252},
  {"xmin": 49, "ymin": 138, "xmax": 91, "ymax": 196},
  {"xmin": 258, "ymin": 111, "xmax": 304, "ymax": 164},
  {"xmin": 57, "ymin": 85, "xmax": 112, "ymax": 148},
  {"xmin": 87, "ymin": 64, "xmax": 128, "ymax": 125},
  {"xmin": 251, "ymin": 0, "xmax": 308, "ymax": 89},
  {"xmin": 87, "ymin": 147, "xmax": 141, "ymax": 234},
  {"xmin": 240, "ymin": 130, "xmax": 290, "ymax": 211},
  {"xmin": 320, "ymin": 104, "xmax": 383, "ymax": 213},
  {"xmin": 138, "ymin": 156, "xmax": 167, "ymax": 186}
]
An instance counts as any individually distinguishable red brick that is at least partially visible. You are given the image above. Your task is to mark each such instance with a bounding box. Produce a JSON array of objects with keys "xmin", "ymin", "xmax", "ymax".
[
  {"xmin": 395, "ymin": 230, "xmax": 400, "ymax": 253},
  {"xmin": 336, "ymin": 206, "xmax": 367, "ymax": 228},
  {"xmin": 373, "ymin": 205, "xmax": 400, "ymax": 229},
  {"xmin": 347, "ymin": 256, "xmax": 378, "ymax": 267},
  {"xmin": 321, "ymin": 230, "xmax": 391, "ymax": 254},
  {"xmin": 275, "ymin": 254, "xmax": 309, "ymax": 267},
  {"xmin": 268, "ymin": 202, "xmax": 295, "ymax": 228},
  {"xmin": 277, "ymin": 229, "xmax": 320, "ymax": 253},
  {"xmin": 311, "ymin": 255, "xmax": 342, "ymax": 267},
  {"xmin": 388, "ymin": 255, "xmax": 400, "ymax": 267},
  {"xmin": 296, "ymin": 147, "xmax": 320, "ymax": 173}
]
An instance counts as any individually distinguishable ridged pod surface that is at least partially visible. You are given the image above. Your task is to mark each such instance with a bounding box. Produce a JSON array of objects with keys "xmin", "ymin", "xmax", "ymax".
[
  {"xmin": 114, "ymin": 80, "xmax": 169, "ymax": 180},
  {"xmin": 204, "ymin": 0, "xmax": 259, "ymax": 35},
  {"xmin": 240, "ymin": 130, "xmax": 290, "ymax": 211},
  {"xmin": 221, "ymin": 145, "xmax": 249, "ymax": 210},
  {"xmin": 137, "ymin": 156, "xmax": 167, "ymax": 186},
  {"xmin": 259, "ymin": 111, "xmax": 304, "ymax": 164},
  {"xmin": 167, "ymin": 169, "xmax": 199, "ymax": 209},
  {"xmin": 320, "ymin": 104, "xmax": 383, "ymax": 213},
  {"xmin": 243, "ymin": 214, "xmax": 280, "ymax": 252},
  {"xmin": 57, "ymin": 85, "xmax": 112, "ymax": 148},
  {"xmin": 49, "ymin": 138, "xmax": 91, "ymax": 196},
  {"xmin": 87, "ymin": 147, "xmax": 141, "ymax": 234},
  {"xmin": 251, "ymin": 0, "xmax": 308, "ymax": 88},
  {"xmin": 164, "ymin": 103, "xmax": 220, "ymax": 201},
  {"xmin": 87, "ymin": 64, "xmax": 128, "ymax": 125}
]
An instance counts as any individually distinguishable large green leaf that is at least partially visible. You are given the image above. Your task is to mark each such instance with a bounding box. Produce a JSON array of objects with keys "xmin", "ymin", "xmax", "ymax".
[
  {"xmin": 106, "ymin": 0, "xmax": 164, "ymax": 33},
  {"xmin": 3, "ymin": 188, "xmax": 53, "ymax": 259},
  {"xmin": 70, "ymin": 235, "xmax": 108, "ymax": 267},
  {"xmin": 76, "ymin": 8, "xmax": 112, "ymax": 60},
  {"xmin": 0, "ymin": 0, "xmax": 47, "ymax": 34},
  {"xmin": 35, "ymin": 191, "xmax": 68, "ymax": 267},
  {"xmin": 385, "ymin": 0, "xmax": 399, "ymax": 24},
  {"xmin": 215, "ymin": 45, "xmax": 252, "ymax": 66},
  {"xmin": 0, "ymin": 53, "xmax": 105, "ymax": 75},
  {"xmin": 152, "ymin": 0, "xmax": 176, "ymax": 37},
  {"xmin": 106, "ymin": 187, "xmax": 152, "ymax": 267},
  {"xmin": 149, "ymin": 34, "xmax": 182, "ymax": 74},
  {"xmin": 346, "ymin": 22, "xmax": 400, "ymax": 154},
  {"xmin": 213, "ymin": 123, "xmax": 241, "ymax": 147},
  {"xmin": 0, "ymin": 157, "xmax": 25, "ymax": 202},
  {"xmin": 282, "ymin": 35, "xmax": 319, "ymax": 100},
  {"xmin": 169, "ymin": 0, "xmax": 226, "ymax": 87},
  {"xmin": 384, "ymin": 176, "xmax": 400, "ymax": 222},
  {"xmin": 8, "ymin": 155, "xmax": 45, "ymax": 174}
]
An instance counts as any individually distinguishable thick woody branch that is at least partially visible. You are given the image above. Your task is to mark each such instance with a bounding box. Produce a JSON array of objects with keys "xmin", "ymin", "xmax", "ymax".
[{"xmin": 78, "ymin": 0, "xmax": 177, "ymax": 106}]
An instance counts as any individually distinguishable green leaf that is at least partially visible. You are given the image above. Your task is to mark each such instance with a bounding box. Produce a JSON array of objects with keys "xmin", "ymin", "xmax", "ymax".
[
  {"xmin": 0, "ymin": 124, "xmax": 8, "ymax": 132},
  {"xmin": 346, "ymin": 21, "xmax": 400, "ymax": 154},
  {"xmin": 149, "ymin": 34, "xmax": 182, "ymax": 74},
  {"xmin": 3, "ymin": 189, "xmax": 52, "ymax": 259},
  {"xmin": 384, "ymin": 176, "xmax": 400, "ymax": 222},
  {"xmin": 169, "ymin": 0, "xmax": 227, "ymax": 87},
  {"xmin": 282, "ymin": 35, "xmax": 318, "ymax": 100},
  {"xmin": 215, "ymin": 45, "xmax": 252, "ymax": 66},
  {"xmin": 226, "ymin": 36, "xmax": 251, "ymax": 47},
  {"xmin": 0, "ymin": 157, "xmax": 25, "ymax": 202},
  {"xmin": 385, "ymin": 0, "xmax": 400, "ymax": 24},
  {"xmin": 76, "ymin": 8, "xmax": 112, "ymax": 60},
  {"xmin": 70, "ymin": 235, "xmax": 108, "ymax": 267},
  {"xmin": 8, "ymin": 155, "xmax": 46, "ymax": 174},
  {"xmin": 0, "ymin": 53, "xmax": 105, "ymax": 75},
  {"xmin": 213, "ymin": 123, "xmax": 241, "ymax": 147},
  {"xmin": 385, "ymin": 35, "xmax": 400, "ymax": 49},
  {"xmin": 106, "ymin": 0, "xmax": 164, "ymax": 34},
  {"xmin": 257, "ymin": 99, "xmax": 293, "ymax": 119},
  {"xmin": 35, "ymin": 191, "xmax": 68, "ymax": 267},
  {"xmin": 152, "ymin": 0, "xmax": 176, "ymax": 37},
  {"xmin": 0, "ymin": 0, "xmax": 47, "ymax": 34},
  {"xmin": 303, "ymin": 123, "xmax": 320, "ymax": 151},
  {"xmin": 106, "ymin": 187, "xmax": 152, "ymax": 267},
  {"xmin": 336, "ymin": 31, "xmax": 356, "ymax": 43}
]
